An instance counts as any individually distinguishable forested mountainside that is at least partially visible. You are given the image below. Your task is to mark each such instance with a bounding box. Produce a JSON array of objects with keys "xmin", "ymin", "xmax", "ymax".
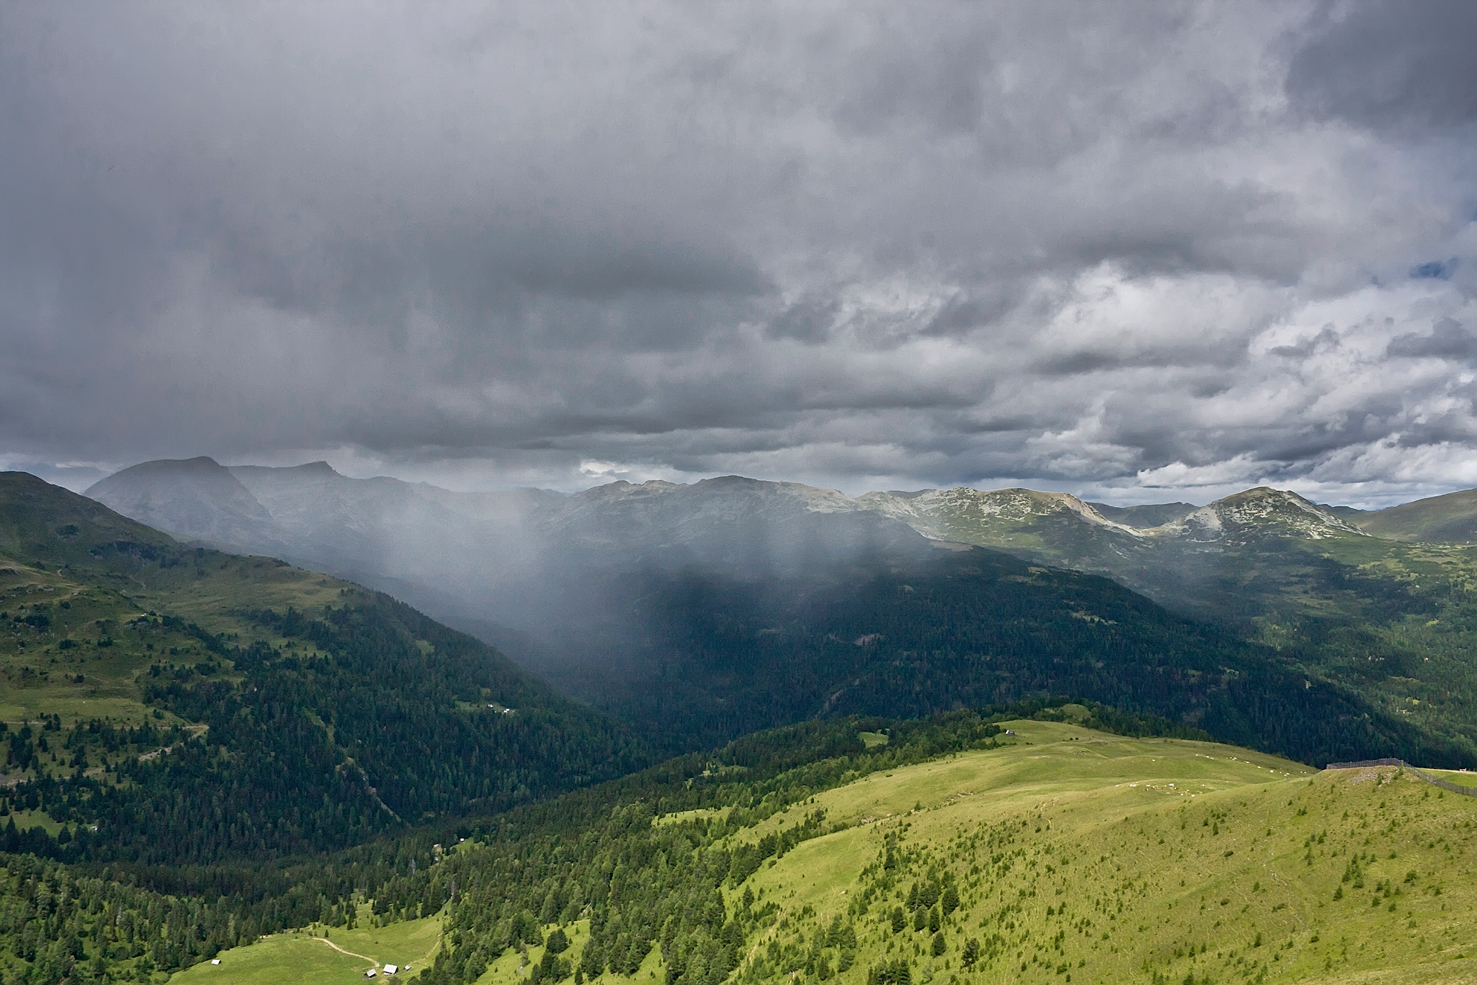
[
  {"xmin": 84, "ymin": 462, "xmax": 1477, "ymax": 765},
  {"xmin": 1, "ymin": 698, "xmax": 1046, "ymax": 983},
  {"xmin": 864, "ymin": 485, "xmax": 1477, "ymax": 759},
  {"xmin": 531, "ymin": 542, "xmax": 1472, "ymax": 767},
  {"xmin": 0, "ymin": 471, "xmax": 648, "ymax": 875}
]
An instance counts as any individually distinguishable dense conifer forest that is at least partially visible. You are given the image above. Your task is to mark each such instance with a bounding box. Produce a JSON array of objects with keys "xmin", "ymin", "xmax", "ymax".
[
  {"xmin": 571, "ymin": 551, "xmax": 1477, "ymax": 767},
  {"xmin": 0, "ymin": 706, "xmax": 1009, "ymax": 982}
]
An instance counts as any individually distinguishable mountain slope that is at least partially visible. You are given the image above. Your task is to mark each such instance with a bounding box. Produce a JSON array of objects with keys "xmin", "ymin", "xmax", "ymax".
[
  {"xmin": 1355, "ymin": 486, "xmax": 1477, "ymax": 544},
  {"xmin": 195, "ymin": 712, "xmax": 1477, "ymax": 985},
  {"xmin": 84, "ymin": 456, "xmax": 282, "ymax": 553},
  {"xmin": 86, "ymin": 458, "xmax": 549, "ymax": 614},
  {"xmin": 710, "ymin": 723, "xmax": 1477, "ymax": 985},
  {"xmin": 85, "ymin": 462, "xmax": 948, "ymax": 687},
  {"xmin": 858, "ymin": 486, "xmax": 1149, "ymax": 567},
  {"xmin": 1, "ymin": 471, "xmax": 648, "ymax": 868},
  {"xmin": 553, "ymin": 539, "xmax": 1471, "ymax": 766},
  {"xmin": 539, "ymin": 475, "xmax": 883, "ymax": 563},
  {"xmin": 1161, "ymin": 486, "xmax": 1363, "ymax": 543},
  {"xmin": 1, "ymin": 468, "xmax": 176, "ymax": 567},
  {"xmin": 864, "ymin": 483, "xmax": 1477, "ymax": 755}
]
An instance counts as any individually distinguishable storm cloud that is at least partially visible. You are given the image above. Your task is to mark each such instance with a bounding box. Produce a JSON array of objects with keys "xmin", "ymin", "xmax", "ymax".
[{"xmin": 1, "ymin": 1, "xmax": 1474, "ymax": 506}]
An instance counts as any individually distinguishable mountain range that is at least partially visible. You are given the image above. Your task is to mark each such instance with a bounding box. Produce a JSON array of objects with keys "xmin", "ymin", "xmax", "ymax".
[
  {"xmin": 78, "ymin": 459, "xmax": 1477, "ymax": 762},
  {"xmin": 83, "ymin": 457, "xmax": 1472, "ymax": 641},
  {"xmin": 84, "ymin": 458, "xmax": 1380, "ymax": 623}
]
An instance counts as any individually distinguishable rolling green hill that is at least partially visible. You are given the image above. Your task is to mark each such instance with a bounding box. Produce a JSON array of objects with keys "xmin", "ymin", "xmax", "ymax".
[
  {"xmin": 1355, "ymin": 487, "xmax": 1477, "ymax": 544},
  {"xmin": 710, "ymin": 722, "xmax": 1477, "ymax": 985},
  {"xmin": 172, "ymin": 711, "xmax": 1477, "ymax": 985}
]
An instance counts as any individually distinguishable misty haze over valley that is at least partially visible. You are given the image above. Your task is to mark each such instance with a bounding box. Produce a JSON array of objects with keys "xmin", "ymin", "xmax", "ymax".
[{"xmin": 81, "ymin": 455, "xmax": 1477, "ymax": 757}]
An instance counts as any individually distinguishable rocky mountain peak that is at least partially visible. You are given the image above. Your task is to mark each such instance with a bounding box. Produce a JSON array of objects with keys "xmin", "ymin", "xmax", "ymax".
[
  {"xmin": 1160, "ymin": 487, "xmax": 1362, "ymax": 542},
  {"xmin": 858, "ymin": 486, "xmax": 1144, "ymax": 539}
]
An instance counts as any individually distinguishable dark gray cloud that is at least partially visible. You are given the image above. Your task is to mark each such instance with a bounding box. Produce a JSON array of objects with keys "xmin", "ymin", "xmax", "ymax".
[
  {"xmin": 1286, "ymin": 0, "xmax": 1477, "ymax": 130},
  {"xmin": 1386, "ymin": 318, "xmax": 1476, "ymax": 359},
  {"xmin": 0, "ymin": 1, "xmax": 1474, "ymax": 507},
  {"xmin": 1270, "ymin": 326, "xmax": 1341, "ymax": 359}
]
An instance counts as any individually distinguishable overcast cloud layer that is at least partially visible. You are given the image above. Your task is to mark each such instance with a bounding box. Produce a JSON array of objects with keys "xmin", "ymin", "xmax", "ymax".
[{"xmin": 2, "ymin": 1, "xmax": 1476, "ymax": 506}]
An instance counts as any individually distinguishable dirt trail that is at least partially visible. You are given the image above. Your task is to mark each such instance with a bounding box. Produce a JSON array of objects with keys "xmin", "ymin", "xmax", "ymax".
[
  {"xmin": 137, "ymin": 724, "xmax": 209, "ymax": 762},
  {"xmin": 311, "ymin": 935, "xmax": 378, "ymax": 965}
]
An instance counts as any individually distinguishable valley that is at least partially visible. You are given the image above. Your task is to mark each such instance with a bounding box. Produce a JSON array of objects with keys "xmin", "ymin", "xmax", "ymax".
[{"xmin": 0, "ymin": 470, "xmax": 648, "ymax": 864}]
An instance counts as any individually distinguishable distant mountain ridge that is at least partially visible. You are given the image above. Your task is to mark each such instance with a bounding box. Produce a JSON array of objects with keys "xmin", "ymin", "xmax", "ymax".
[
  {"xmin": 84, "ymin": 455, "xmax": 286, "ymax": 553},
  {"xmin": 77, "ymin": 459, "xmax": 1477, "ymax": 760},
  {"xmin": 79, "ymin": 459, "xmax": 1413, "ymax": 628},
  {"xmin": 1354, "ymin": 486, "xmax": 1477, "ymax": 544},
  {"xmin": 86, "ymin": 458, "xmax": 1370, "ymax": 564},
  {"xmin": 87, "ymin": 461, "xmax": 1476, "ymax": 613},
  {"xmin": 862, "ymin": 483, "xmax": 1362, "ymax": 545},
  {"xmin": 860, "ymin": 485, "xmax": 1140, "ymax": 538},
  {"xmin": 1167, "ymin": 486, "xmax": 1363, "ymax": 541}
]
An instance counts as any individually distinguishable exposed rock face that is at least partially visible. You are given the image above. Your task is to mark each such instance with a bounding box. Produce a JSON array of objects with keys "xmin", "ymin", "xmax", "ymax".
[{"xmin": 1161, "ymin": 487, "xmax": 1363, "ymax": 543}]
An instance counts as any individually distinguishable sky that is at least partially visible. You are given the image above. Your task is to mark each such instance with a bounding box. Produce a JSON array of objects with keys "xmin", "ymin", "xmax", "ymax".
[{"xmin": 2, "ymin": 1, "xmax": 1475, "ymax": 507}]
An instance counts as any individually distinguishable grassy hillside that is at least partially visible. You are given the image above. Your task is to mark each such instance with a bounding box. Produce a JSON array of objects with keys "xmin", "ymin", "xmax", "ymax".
[
  {"xmin": 506, "ymin": 722, "xmax": 1477, "ymax": 985},
  {"xmin": 1356, "ymin": 487, "xmax": 1477, "ymax": 544},
  {"xmin": 714, "ymin": 721, "xmax": 1470, "ymax": 985},
  {"xmin": 204, "ymin": 713, "xmax": 1472, "ymax": 985},
  {"xmin": 8, "ymin": 704, "xmax": 1475, "ymax": 985},
  {"xmin": 169, "ymin": 908, "xmax": 443, "ymax": 985},
  {"xmin": 0, "ymin": 535, "xmax": 346, "ymax": 735}
]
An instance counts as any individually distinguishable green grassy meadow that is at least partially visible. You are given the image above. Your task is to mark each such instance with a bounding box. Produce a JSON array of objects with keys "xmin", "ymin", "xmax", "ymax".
[
  {"xmin": 170, "ymin": 906, "xmax": 442, "ymax": 985},
  {"xmin": 1425, "ymin": 769, "xmax": 1477, "ymax": 789},
  {"xmin": 1, "ymin": 550, "xmax": 362, "ymax": 787},
  {"xmin": 398, "ymin": 720, "xmax": 1477, "ymax": 985}
]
